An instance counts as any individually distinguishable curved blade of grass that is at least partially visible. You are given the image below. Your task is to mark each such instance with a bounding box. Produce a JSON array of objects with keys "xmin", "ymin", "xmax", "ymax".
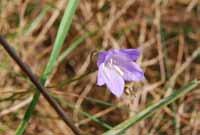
[
  {"xmin": 103, "ymin": 80, "xmax": 199, "ymax": 135},
  {"xmin": 41, "ymin": 0, "xmax": 79, "ymax": 82},
  {"xmin": 58, "ymin": 31, "xmax": 95, "ymax": 63},
  {"xmin": 15, "ymin": 0, "xmax": 80, "ymax": 135},
  {"xmin": 55, "ymin": 96, "xmax": 112, "ymax": 130},
  {"xmin": 23, "ymin": 6, "xmax": 51, "ymax": 36}
]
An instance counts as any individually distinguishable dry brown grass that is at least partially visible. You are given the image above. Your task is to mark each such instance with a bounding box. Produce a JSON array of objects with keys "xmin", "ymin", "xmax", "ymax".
[{"xmin": 0, "ymin": 0, "xmax": 200, "ymax": 135}]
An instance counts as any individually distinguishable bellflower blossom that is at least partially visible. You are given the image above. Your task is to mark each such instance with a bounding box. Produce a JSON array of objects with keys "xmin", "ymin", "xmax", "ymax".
[{"xmin": 97, "ymin": 49, "xmax": 144, "ymax": 97}]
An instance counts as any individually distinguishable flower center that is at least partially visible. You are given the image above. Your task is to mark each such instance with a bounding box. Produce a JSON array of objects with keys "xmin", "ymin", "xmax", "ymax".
[{"xmin": 106, "ymin": 58, "xmax": 124, "ymax": 76}]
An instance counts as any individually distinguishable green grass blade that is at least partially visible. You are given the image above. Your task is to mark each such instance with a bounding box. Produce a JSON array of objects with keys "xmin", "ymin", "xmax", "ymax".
[
  {"xmin": 23, "ymin": 6, "xmax": 50, "ymax": 36},
  {"xmin": 103, "ymin": 80, "xmax": 199, "ymax": 135},
  {"xmin": 15, "ymin": 1, "xmax": 80, "ymax": 135},
  {"xmin": 15, "ymin": 92, "xmax": 40, "ymax": 135},
  {"xmin": 58, "ymin": 31, "xmax": 95, "ymax": 63},
  {"xmin": 55, "ymin": 96, "xmax": 113, "ymax": 130},
  {"xmin": 42, "ymin": 0, "xmax": 80, "ymax": 82}
]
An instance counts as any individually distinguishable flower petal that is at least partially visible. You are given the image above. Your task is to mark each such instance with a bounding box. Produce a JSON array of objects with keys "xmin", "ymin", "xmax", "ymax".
[
  {"xmin": 111, "ymin": 57, "xmax": 145, "ymax": 81},
  {"xmin": 97, "ymin": 51, "xmax": 108, "ymax": 67},
  {"xmin": 117, "ymin": 61, "xmax": 145, "ymax": 81},
  {"xmin": 97, "ymin": 64, "xmax": 105, "ymax": 86},
  {"xmin": 119, "ymin": 49, "xmax": 140, "ymax": 61},
  {"xmin": 98, "ymin": 64, "xmax": 124, "ymax": 97}
]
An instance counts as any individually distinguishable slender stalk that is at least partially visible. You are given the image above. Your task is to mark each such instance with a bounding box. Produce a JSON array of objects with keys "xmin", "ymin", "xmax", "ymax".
[
  {"xmin": 0, "ymin": 36, "xmax": 81, "ymax": 135},
  {"xmin": 14, "ymin": 92, "xmax": 40, "ymax": 135},
  {"xmin": 15, "ymin": 0, "xmax": 80, "ymax": 134},
  {"xmin": 103, "ymin": 80, "xmax": 199, "ymax": 135}
]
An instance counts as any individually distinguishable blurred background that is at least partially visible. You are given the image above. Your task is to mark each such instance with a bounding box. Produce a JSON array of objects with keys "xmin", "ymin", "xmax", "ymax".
[{"xmin": 0, "ymin": 0, "xmax": 200, "ymax": 135}]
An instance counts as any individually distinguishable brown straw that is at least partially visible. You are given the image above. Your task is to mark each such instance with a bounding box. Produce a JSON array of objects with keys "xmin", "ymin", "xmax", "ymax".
[{"xmin": 0, "ymin": 36, "xmax": 81, "ymax": 135}]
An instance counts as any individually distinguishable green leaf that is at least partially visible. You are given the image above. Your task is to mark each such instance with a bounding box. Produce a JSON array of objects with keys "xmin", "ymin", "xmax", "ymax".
[
  {"xmin": 103, "ymin": 80, "xmax": 199, "ymax": 135},
  {"xmin": 15, "ymin": 0, "xmax": 80, "ymax": 135}
]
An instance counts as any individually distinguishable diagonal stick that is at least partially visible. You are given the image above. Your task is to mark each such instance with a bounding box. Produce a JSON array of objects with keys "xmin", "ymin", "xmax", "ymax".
[{"xmin": 0, "ymin": 36, "xmax": 81, "ymax": 135}]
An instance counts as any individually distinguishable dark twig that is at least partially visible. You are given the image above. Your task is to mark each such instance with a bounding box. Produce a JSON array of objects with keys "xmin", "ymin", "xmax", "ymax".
[{"xmin": 0, "ymin": 36, "xmax": 81, "ymax": 135}]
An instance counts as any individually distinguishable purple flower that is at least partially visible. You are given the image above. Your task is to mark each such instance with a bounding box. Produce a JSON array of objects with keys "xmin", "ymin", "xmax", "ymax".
[{"xmin": 97, "ymin": 49, "xmax": 144, "ymax": 97}]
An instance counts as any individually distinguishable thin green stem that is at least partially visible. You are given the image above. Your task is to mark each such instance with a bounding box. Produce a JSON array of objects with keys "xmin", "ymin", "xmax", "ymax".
[
  {"xmin": 55, "ymin": 96, "xmax": 113, "ymax": 130},
  {"xmin": 103, "ymin": 80, "xmax": 199, "ymax": 135},
  {"xmin": 15, "ymin": 92, "xmax": 40, "ymax": 135},
  {"xmin": 15, "ymin": 0, "xmax": 80, "ymax": 135}
]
